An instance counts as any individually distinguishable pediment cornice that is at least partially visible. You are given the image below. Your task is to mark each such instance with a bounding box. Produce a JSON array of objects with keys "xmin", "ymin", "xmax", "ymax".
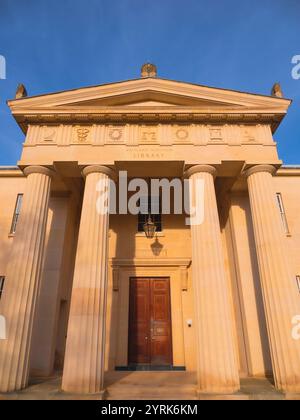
[
  {"xmin": 14, "ymin": 110, "xmax": 285, "ymax": 134},
  {"xmin": 8, "ymin": 77, "xmax": 291, "ymax": 133}
]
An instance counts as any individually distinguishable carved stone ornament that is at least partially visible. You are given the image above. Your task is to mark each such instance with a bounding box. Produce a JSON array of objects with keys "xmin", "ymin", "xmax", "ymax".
[
  {"xmin": 139, "ymin": 126, "xmax": 157, "ymax": 143},
  {"xmin": 271, "ymin": 83, "xmax": 284, "ymax": 98},
  {"xmin": 15, "ymin": 83, "xmax": 28, "ymax": 99},
  {"xmin": 209, "ymin": 127, "xmax": 223, "ymax": 142},
  {"xmin": 43, "ymin": 127, "xmax": 57, "ymax": 142},
  {"xmin": 76, "ymin": 126, "xmax": 90, "ymax": 143},
  {"xmin": 242, "ymin": 126, "xmax": 256, "ymax": 142},
  {"xmin": 141, "ymin": 63, "xmax": 157, "ymax": 78},
  {"xmin": 176, "ymin": 128, "xmax": 189, "ymax": 141},
  {"xmin": 108, "ymin": 127, "xmax": 123, "ymax": 142}
]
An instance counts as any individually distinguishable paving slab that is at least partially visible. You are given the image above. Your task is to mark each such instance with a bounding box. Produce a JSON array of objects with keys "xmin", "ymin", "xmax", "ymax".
[{"xmin": 0, "ymin": 372, "xmax": 299, "ymax": 400}]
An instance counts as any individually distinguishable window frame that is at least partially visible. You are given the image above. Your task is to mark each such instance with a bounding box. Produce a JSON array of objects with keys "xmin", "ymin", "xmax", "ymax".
[
  {"xmin": 10, "ymin": 193, "xmax": 23, "ymax": 235},
  {"xmin": 296, "ymin": 275, "xmax": 300, "ymax": 294},
  {"xmin": 276, "ymin": 192, "xmax": 290, "ymax": 235},
  {"xmin": 0, "ymin": 276, "xmax": 5, "ymax": 300}
]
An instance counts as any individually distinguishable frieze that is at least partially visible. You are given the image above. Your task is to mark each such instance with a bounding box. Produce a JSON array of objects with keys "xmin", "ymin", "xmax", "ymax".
[
  {"xmin": 24, "ymin": 124, "xmax": 275, "ymax": 147},
  {"xmin": 18, "ymin": 112, "xmax": 283, "ymax": 135}
]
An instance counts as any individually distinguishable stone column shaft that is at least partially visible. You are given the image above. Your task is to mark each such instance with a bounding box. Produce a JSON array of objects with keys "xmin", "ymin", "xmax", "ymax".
[
  {"xmin": 62, "ymin": 165, "xmax": 113, "ymax": 396},
  {"xmin": 246, "ymin": 165, "xmax": 300, "ymax": 393},
  {"xmin": 0, "ymin": 166, "xmax": 54, "ymax": 392},
  {"xmin": 185, "ymin": 165, "xmax": 240, "ymax": 394}
]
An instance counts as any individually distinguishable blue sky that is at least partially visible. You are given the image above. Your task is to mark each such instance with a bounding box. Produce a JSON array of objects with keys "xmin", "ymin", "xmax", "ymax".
[{"xmin": 0, "ymin": 0, "xmax": 299, "ymax": 164}]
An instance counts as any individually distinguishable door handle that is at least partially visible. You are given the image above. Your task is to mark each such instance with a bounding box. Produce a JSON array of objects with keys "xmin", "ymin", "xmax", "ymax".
[{"xmin": 145, "ymin": 336, "xmax": 148, "ymax": 340}]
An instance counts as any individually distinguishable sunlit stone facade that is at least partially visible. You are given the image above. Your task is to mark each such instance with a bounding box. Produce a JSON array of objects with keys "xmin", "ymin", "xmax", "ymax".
[{"xmin": 0, "ymin": 69, "xmax": 300, "ymax": 397}]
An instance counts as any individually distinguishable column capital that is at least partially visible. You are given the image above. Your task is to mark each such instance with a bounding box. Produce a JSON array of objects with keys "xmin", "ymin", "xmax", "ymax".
[
  {"xmin": 184, "ymin": 164, "xmax": 217, "ymax": 179},
  {"xmin": 23, "ymin": 165, "xmax": 56, "ymax": 178},
  {"xmin": 82, "ymin": 165, "xmax": 116, "ymax": 180},
  {"xmin": 244, "ymin": 164, "xmax": 277, "ymax": 178}
]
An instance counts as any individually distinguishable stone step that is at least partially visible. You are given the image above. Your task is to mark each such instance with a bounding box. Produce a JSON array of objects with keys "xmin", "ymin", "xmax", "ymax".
[
  {"xmin": 248, "ymin": 394, "xmax": 285, "ymax": 400},
  {"xmin": 107, "ymin": 383, "xmax": 195, "ymax": 390},
  {"xmin": 107, "ymin": 395, "xmax": 197, "ymax": 400},
  {"xmin": 106, "ymin": 385, "xmax": 286, "ymax": 401},
  {"xmin": 106, "ymin": 391, "xmax": 285, "ymax": 401},
  {"xmin": 106, "ymin": 383, "xmax": 197, "ymax": 400}
]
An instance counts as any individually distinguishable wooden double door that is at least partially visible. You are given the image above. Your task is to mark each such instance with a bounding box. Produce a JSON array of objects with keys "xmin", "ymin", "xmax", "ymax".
[{"xmin": 128, "ymin": 277, "xmax": 173, "ymax": 367}]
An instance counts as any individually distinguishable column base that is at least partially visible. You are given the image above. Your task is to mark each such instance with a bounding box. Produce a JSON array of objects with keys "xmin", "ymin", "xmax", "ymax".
[
  {"xmin": 196, "ymin": 391, "xmax": 247, "ymax": 401},
  {"xmin": 278, "ymin": 384, "xmax": 300, "ymax": 394},
  {"xmin": 196, "ymin": 386, "xmax": 240, "ymax": 399},
  {"xmin": 60, "ymin": 389, "xmax": 107, "ymax": 400},
  {"xmin": 285, "ymin": 393, "xmax": 300, "ymax": 400},
  {"xmin": 0, "ymin": 384, "xmax": 26, "ymax": 394}
]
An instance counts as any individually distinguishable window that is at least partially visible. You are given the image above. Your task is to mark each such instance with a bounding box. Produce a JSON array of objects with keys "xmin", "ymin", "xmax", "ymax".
[
  {"xmin": 137, "ymin": 196, "xmax": 162, "ymax": 233},
  {"xmin": 0, "ymin": 276, "xmax": 5, "ymax": 300},
  {"xmin": 296, "ymin": 276, "xmax": 300, "ymax": 294},
  {"xmin": 10, "ymin": 194, "xmax": 23, "ymax": 235},
  {"xmin": 276, "ymin": 193, "xmax": 290, "ymax": 235}
]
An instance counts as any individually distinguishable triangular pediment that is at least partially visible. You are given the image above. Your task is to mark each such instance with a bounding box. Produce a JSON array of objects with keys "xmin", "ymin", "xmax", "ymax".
[
  {"xmin": 64, "ymin": 90, "xmax": 238, "ymax": 108},
  {"xmin": 8, "ymin": 77, "xmax": 291, "ymax": 112}
]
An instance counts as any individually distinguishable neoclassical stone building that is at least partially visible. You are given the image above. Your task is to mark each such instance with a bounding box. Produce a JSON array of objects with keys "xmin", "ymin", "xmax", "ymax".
[{"xmin": 0, "ymin": 65, "xmax": 300, "ymax": 398}]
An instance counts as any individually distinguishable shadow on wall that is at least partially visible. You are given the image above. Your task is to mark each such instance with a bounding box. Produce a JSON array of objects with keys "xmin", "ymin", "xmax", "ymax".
[{"xmin": 244, "ymin": 199, "xmax": 273, "ymax": 379}]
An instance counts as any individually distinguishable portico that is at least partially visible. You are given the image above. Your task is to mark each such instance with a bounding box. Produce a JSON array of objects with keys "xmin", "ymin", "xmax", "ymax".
[{"xmin": 0, "ymin": 66, "xmax": 300, "ymax": 398}]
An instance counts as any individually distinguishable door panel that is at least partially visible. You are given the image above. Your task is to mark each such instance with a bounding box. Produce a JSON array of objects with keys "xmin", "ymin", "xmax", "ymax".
[
  {"xmin": 150, "ymin": 279, "xmax": 172, "ymax": 365},
  {"xmin": 128, "ymin": 277, "xmax": 172, "ymax": 366},
  {"xmin": 128, "ymin": 278, "xmax": 150, "ymax": 364}
]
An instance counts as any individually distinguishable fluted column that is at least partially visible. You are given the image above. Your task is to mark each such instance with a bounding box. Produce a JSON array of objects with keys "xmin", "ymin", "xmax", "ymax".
[
  {"xmin": 62, "ymin": 165, "xmax": 115, "ymax": 396},
  {"xmin": 185, "ymin": 165, "xmax": 240, "ymax": 394},
  {"xmin": 0, "ymin": 166, "xmax": 55, "ymax": 392},
  {"xmin": 246, "ymin": 165, "xmax": 300, "ymax": 393}
]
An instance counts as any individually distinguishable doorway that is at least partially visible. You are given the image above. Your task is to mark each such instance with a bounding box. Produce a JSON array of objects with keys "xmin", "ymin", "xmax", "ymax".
[{"xmin": 128, "ymin": 277, "xmax": 173, "ymax": 368}]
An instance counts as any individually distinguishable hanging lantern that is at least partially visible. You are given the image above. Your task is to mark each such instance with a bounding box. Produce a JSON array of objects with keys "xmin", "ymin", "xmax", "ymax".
[{"xmin": 143, "ymin": 214, "xmax": 156, "ymax": 239}]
